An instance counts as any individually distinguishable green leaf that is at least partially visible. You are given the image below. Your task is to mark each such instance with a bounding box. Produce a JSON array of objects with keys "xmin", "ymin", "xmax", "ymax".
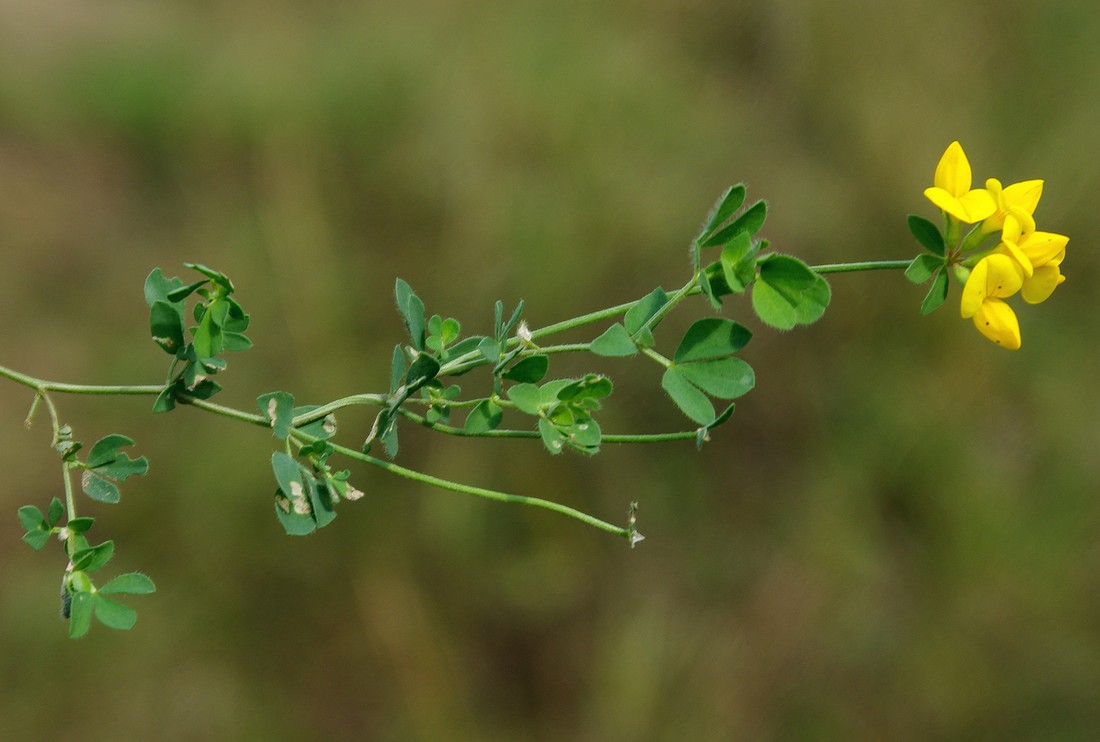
[
  {"xmin": 441, "ymin": 317, "xmax": 461, "ymax": 345},
  {"xmin": 908, "ymin": 214, "xmax": 946, "ymax": 256},
  {"xmin": 700, "ymin": 199, "xmax": 767, "ymax": 248},
  {"xmin": 153, "ymin": 385, "xmax": 177, "ymax": 413},
  {"xmin": 86, "ymin": 434, "xmax": 134, "ymax": 468},
  {"xmin": 192, "ymin": 311, "xmax": 224, "ymax": 358},
  {"xmin": 184, "ymin": 262, "xmax": 235, "ymax": 292},
  {"xmin": 381, "ymin": 418, "xmax": 400, "ymax": 458},
  {"xmin": 661, "ymin": 367, "xmax": 715, "ymax": 425},
  {"xmin": 388, "ymin": 345, "xmax": 406, "ymax": 394},
  {"xmin": 71, "ymin": 540, "xmax": 114, "ymax": 572},
  {"xmin": 502, "ymin": 355, "xmax": 549, "ymax": 383},
  {"xmin": 18, "ymin": 506, "xmax": 48, "ymax": 546},
  {"xmin": 905, "ymin": 254, "xmax": 944, "ymax": 285},
  {"xmin": 506, "ymin": 383, "xmax": 543, "ymax": 415},
  {"xmin": 257, "ymin": 391, "xmax": 295, "ymax": 440},
  {"xmin": 208, "ymin": 299, "xmax": 231, "ymax": 328},
  {"xmin": 719, "ymin": 232, "xmax": 758, "ymax": 293},
  {"xmin": 405, "ymin": 353, "xmax": 440, "ymax": 392},
  {"xmin": 565, "ymin": 417, "xmax": 601, "ymax": 451},
  {"xmin": 93, "ymin": 595, "xmax": 138, "ymax": 630},
  {"xmin": 222, "ymin": 332, "xmax": 253, "ymax": 352},
  {"xmin": 47, "ymin": 497, "xmax": 65, "ymax": 527},
  {"xmin": 674, "ymin": 318, "xmax": 752, "ymax": 363},
  {"xmin": 675, "ymin": 357, "xmax": 755, "ymax": 399},
  {"xmin": 496, "ymin": 300, "xmax": 525, "ymax": 341},
  {"xmin": 66, "ymin": 517, "xmax": 95, "ymax": 534},
  {"xmin": 557, "ymin": 375, "xmax": 613, "ymax": 405},
  {"xmin": 306, "ymin": 473, "xmax": 337, "ymax": 529},
  {"xmin": 97, "ymin": 453, "xmax": 149, "ymax": 483},
  {"xmin": 272, "ymin": 454, "xmax": 318, "ymax": 535},
  {"xmin": 698, "ymin": 269, "xmax": 723, "ymax": 310},
  {"xmin": 696, "ymin": 404, "xmax": 736, "ymax": 449},
  {"xmin": 144, "ymin": 268, "xmax": 184, "ymax": 307},
  {"xmin": 99, "ymin": 572, "xmax": 157, "ymax": 595},
  {"xmin": 223, "ymin": 297, "xmax": 250, "ymax": 333},
  {"xmin": 81, "ymin": 471, "xmax": 121, "ymax": 504},
  {"xmin": 274, "ymin": 490, "xmax": 316, "ymax": 536},
  {"xmin": 395, "ymin": 278, "xmax": 426, "ymax": 350},
  {"xmin": 624, "ymin": 288, "xmax": 668, "ymax": 334},
  {"xmin": 590, "ymin": 323, "xmax": 637, "ymax": 357},
  {"xmin": 18, "ymin": 504, "xmax": 46, "ymax": 533},
  {"xmin": 166, "ymin": 278, "xmax": 209, "ymax": 303},
  {"xmin": 271, "ymin": 452, "xmax": 304, "ymax": 498},
  {"xmin": 69, "ymin": 591, "xmax": 94, "ymax": 639},
  {"xmin": 22, "ymin": 529, "xmax": 50, "ymax": 550},
  {"xmin": 478, "ymin": 337, "xmax": 501, "ymax": 363},
  {"xmin": 150, "ymin": 300, "xmax": 185, "ymax": 354},
  {"xmin": 292, "ymin": 405, "xmax": 337, "ymax": 440},
  {"xmin": 538, "ymin": 418, "xmax": 566, "ymax": 455},
  {"xmin": 463, "ymin": 400, "xmax": 503, "ymax": 433},
  {"xmin": 696, "ymin": 184, "xmax": 747, "ymax": 245},
  {"xmin": 751, "ymin": 255, "xmax": 831, "ymax": 329},
  {"xmin": 920, "ymin": 269, "xmax": 949, "ymax": 315}
]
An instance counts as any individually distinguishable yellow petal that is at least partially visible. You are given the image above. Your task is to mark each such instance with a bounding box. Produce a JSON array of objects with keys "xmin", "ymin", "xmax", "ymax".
[
  {"xmin": 1021, "ymin": 265, "xmax": 1063, "ymax": 304},
  {"xmin": 934, "ymin": 141, "xmax": 972, "ymax": 196},
  {"xmin": 954, "ymin": 188, "xmax": 997, "ymax": 223},
  {"xmin": 971, "ymin": 298, "xmax": 1021, "ymax": 349},
  {"xmin": 996, "ymin": 240, "xmax": 1034, "ymax": 279},
  {"xmin": 1001, "ymin": 179, "xmax": 1043, "ymax": 214},
  {"xmin": 960, "ymin": 258, "xmax": 989, "ymax": 318},
  {"xmin": 1018, "ymin": 231, "xmax": 1068, "ymax": 268},
  {"xmin": 983, "ymin": 253, "xmax": 1023, "ymax": 298},
  {"xmin": 924, "ymin": 186, "xmax": 960, "ymax": 214}
]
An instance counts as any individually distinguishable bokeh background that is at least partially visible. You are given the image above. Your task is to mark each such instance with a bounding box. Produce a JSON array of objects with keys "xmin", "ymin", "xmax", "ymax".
[{"xmin": 2, "ymin": 1, "xmax": 1099, "ymax": 739}]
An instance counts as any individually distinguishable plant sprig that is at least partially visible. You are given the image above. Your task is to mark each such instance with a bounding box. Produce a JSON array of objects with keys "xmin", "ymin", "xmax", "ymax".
[{"xmin": 5, "ymin": 182, "xmax": 920, "ymax": 636}]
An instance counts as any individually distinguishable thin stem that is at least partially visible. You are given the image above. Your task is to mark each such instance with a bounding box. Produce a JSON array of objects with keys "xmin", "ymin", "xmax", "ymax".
[
  {"xmin": 639, "ymin": 276, "xmax": 699, "ymax": 333},
  {"xmin": 0, "ymin": 364, "xmax": 163, "ymax": 396},
  {"xmin": 291, "ymin": 430, "xmax": 630, "ymax": 538},
  {"xmin": 398, "ymin": 407, "xmax": 696, "ymax": 443},
  {"xmin": 809, "ymin": 260, "xmax": 912, "ymax": 274},
  {"xmin": 289, "ymin": 394, "xmax": 388, "ymax": 426}
]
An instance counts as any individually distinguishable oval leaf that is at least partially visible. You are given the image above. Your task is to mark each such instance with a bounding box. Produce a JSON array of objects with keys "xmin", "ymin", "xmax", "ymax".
[
  {"xmin": 590, "ymin": 323, "xmax": 638, "ymax": 357},
  {"xmin": 673, "ymin": 318, "xmax": 752, "ymax": 362},
  {"xmin": 675, "ymin": 357, "xmax": 755, "ymax": 399},
  {"xmin": 661, "ymin": 367, "xmax": 715, "ymax": 425},
  {"xmin": 93, "ymin": 595, "xmax": 138, "ymax": 630},
  {"xmin": 99, "ymin": 572, "xmax": 157, "ymax": 595}
]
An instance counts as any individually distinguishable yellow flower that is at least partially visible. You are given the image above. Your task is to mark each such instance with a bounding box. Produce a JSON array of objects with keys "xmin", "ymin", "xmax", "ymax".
[
  {"xmin": 981, "ymin": 177, "xmax": 1043, "ymax": 234},
  {"xmin": 996, "ymin": 213, "xmax": 1067, "ymax": 304},
  {"xmin": 960, "ymin": 254, "xmax": 1023, "ymax": 349},
  {"xmin": 923, "ymin": 141, "xmax": 997, "ymax": 223}
]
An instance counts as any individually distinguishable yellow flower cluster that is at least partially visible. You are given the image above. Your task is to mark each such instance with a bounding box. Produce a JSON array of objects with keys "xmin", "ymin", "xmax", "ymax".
[{"xmin": 925, "ymin": 141, "xmax": 1067, "ymax": 349}]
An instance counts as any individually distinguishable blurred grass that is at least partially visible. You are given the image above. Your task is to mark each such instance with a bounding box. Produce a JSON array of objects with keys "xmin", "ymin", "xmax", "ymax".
[{"xmin": 2, "ymin": 0, "xmax": 1100, "ymax": 739}]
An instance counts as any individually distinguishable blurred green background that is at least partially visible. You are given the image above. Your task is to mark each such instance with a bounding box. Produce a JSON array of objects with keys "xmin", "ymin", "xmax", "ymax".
[{"xmin": 2, "ymin": 0, "xmax": 1099, "ymax": 739}]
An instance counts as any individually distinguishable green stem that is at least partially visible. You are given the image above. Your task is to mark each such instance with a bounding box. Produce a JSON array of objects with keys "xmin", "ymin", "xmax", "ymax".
[
  {"xmin": 0, "ymin": 365, "xmax": 162, "ymax": 396},
  {"xmin": 291, "ymin": 430, "xmax": 630, "ymax": 538},
  {"xmin": 809, "ymin": 259, "xmax": 912, "ymax": 274},
  {"xmin": 398, "ymin": 407, "xmax": 695, "ymax": 443}
]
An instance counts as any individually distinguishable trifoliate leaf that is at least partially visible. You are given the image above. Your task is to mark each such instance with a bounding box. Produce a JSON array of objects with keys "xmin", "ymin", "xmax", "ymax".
[{"xmin": 751, "ymin": 255, "xmax": 831, "ymax": 329}]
